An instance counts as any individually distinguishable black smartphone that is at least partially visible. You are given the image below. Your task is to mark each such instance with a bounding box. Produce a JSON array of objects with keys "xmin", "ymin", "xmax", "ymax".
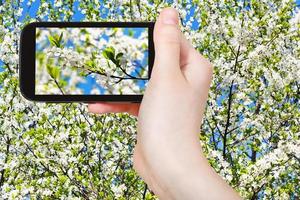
[{"xmin": 19, "ymin": 22, "xmax": 154, "ymax": 103}]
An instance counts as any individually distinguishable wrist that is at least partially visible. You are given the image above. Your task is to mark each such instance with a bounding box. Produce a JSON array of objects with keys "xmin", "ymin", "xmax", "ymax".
[
  {"xmin": 163, "ymin": 160, "xmax": 241, "ymax": 200},
  {"xmin": 157, "ymin": 145, "xmax": 212, "ymax": 199}
]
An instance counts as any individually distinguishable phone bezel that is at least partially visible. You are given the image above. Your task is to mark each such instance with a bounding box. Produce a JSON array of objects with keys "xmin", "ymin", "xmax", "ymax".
[{"xmin": 19, "ymin": 22, "xmax": 155, "ymax": 103}]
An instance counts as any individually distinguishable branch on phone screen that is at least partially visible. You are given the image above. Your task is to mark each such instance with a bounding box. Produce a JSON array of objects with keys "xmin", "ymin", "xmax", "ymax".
[
  {"xmin": 52, "ymin": 77, "xmax": 65, "ymax": 95},
  {"xmin": 84, "ymin": 68, "xmax": 148, "ymax": 83}
]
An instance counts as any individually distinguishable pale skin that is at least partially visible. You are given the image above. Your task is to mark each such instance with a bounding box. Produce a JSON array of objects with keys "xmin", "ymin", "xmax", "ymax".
[{"xmin": 89, "ymin": 8, "xmax": 242, "ymax": 200}]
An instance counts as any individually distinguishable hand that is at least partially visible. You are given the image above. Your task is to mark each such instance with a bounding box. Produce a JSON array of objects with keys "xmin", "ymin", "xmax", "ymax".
[{"xmin": 89, "ymin": 8, "xmax": 241, "ymax": 200}]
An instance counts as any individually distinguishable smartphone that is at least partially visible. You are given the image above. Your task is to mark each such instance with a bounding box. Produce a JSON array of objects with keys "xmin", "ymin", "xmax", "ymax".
[{"xmin": 19, "ymin": 22, "xmax": 154, "ymax": 103}]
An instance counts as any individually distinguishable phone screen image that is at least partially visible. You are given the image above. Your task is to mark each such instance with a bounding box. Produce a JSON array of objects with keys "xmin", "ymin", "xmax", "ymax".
[{"xmin": 35, "ymin": 27, "xmax": 149, "ymax": 95}]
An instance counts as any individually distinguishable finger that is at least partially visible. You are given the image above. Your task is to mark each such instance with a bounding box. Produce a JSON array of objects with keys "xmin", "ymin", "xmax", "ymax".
[
  {"xmin": 88, "ymin": 103, "xmax": 140, "ymax": 116},
  {"xmin": 151, "ymin": 8, "xmax": 182, "ymax": 80},
  {"xmin": 179, "ymin": 32, "xmax": 213, "ymax": 92}
]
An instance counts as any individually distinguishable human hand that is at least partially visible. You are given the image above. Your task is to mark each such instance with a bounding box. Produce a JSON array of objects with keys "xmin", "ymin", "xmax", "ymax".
[{"xmin": 89, "ymin": 8, "xmax": 241, "ymax": 200}]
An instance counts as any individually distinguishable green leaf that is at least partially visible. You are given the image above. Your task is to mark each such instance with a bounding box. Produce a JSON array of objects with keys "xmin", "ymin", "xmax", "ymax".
[
  {"xmin": 86, "ymin": 60, "xmax": 94, "ymax": 67},
  {"xmin": 58, "ymin": 79, "xmax": 67, "ymax": 87},
  {"xmin": 116, "ymin": 52, "xmax": 123, "ymax": 61},
  {"xmin": 128, "ymin": 29, "xmax": 134, "ymax": 37},
  {"xmin": 91, "ymin": 51, "xmax": 97, "ymax": 59},
  {"xmin": 46, "ymin": 64, "xmax": 53, "ymax": 76},
  {"xmin": 97, "ymin": 67, "xmax": 105, "ymax": 74},
  {"xmin": 102, "ymin": 47, "xmax": 115, "ymax": 62},
  {"xmin": 78, "ymin": 70, "xmax": 87, "ymax": 77},
  {"xmin": 52, "ymin": 66, "xmax": 60, "ymax": 79},
  {"xmin": 48, "ymin": 32, "xmax": 64, "ymax": 48},
  {"xmin": 58, "ymin": 32, "xmax": 63, "ymax": 44},
  {"xmin": 112, "ymin": 27, "xmax": 118, "ymax": 35},
  {"xmin": 141, "ymin": 43, "xmax": 148, "ymax": 49},
  {"xmin": 46, "ymin": 64, "xmax": 60, "ymax": 79},
  {"xmin": 76, "ymin": 46, "xmax": 84, "ymax": 53},
  {"xmin": 48, "ymin": 35, "xmax": 58, "ymax": 47}
]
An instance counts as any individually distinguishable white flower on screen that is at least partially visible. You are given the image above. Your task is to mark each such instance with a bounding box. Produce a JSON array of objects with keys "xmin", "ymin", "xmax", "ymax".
[
  {"xmin": 90, "ymin": 87, "xmax": 100, "ymax": 94},
  {"xmin": 95, "ymin": 74, "xmax": 109, "ymax": 87},
  {"xmin": 105, "ymin": 70, "xmax": 112, "ymax": 78},
  {"xmin": 54, "ymin": 51, "xmax": 61, "ymax": 57},
  {"xmin": 80, "ymin": 34, "xmax": 86, "ymax": 41},
  {"xmin": 98, "ymin": 58, "xmax": 107, "ymax": 67}
]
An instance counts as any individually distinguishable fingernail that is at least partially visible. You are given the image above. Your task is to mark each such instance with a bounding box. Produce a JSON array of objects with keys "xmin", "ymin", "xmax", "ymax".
[{"xmin": 162, "ymin": 8, "xmax": 178, "ymax": 25}]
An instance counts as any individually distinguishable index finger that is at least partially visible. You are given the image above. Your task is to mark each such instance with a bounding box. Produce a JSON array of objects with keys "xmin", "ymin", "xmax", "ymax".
[{"xmin": 88, "ymin": 102, "xmax": 140, "ymax": 116}]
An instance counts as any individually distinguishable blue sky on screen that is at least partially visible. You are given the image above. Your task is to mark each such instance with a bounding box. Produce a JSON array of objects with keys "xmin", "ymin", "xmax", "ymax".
[{"xmin": 0, "ymin": 60, "xmax": 4, "ymax": 72}]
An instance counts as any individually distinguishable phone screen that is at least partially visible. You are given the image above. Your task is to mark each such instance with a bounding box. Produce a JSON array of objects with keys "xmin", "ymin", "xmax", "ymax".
[{"xmin": 35, "ymin": 27, "xmax": 149, "ymax": 95}]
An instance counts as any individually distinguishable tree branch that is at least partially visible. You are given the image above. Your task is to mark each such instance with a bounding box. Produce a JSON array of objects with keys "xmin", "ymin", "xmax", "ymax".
[
  {"xmin": 223, "ymin": 45, "xmax": 241, "ymax": 158},
  {"xmin": 0, "ymin": 137, "xmax": 10, "ymax": 187},
  {"xmin": 142, "ymin": 183, "xmax": 148, "ymax": 200}
]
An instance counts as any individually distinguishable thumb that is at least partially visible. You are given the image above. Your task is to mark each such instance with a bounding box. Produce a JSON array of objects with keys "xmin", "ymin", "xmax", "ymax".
[{"xmin": 151, "ymin": 8, "xmax": 182, "ymax": 80}]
